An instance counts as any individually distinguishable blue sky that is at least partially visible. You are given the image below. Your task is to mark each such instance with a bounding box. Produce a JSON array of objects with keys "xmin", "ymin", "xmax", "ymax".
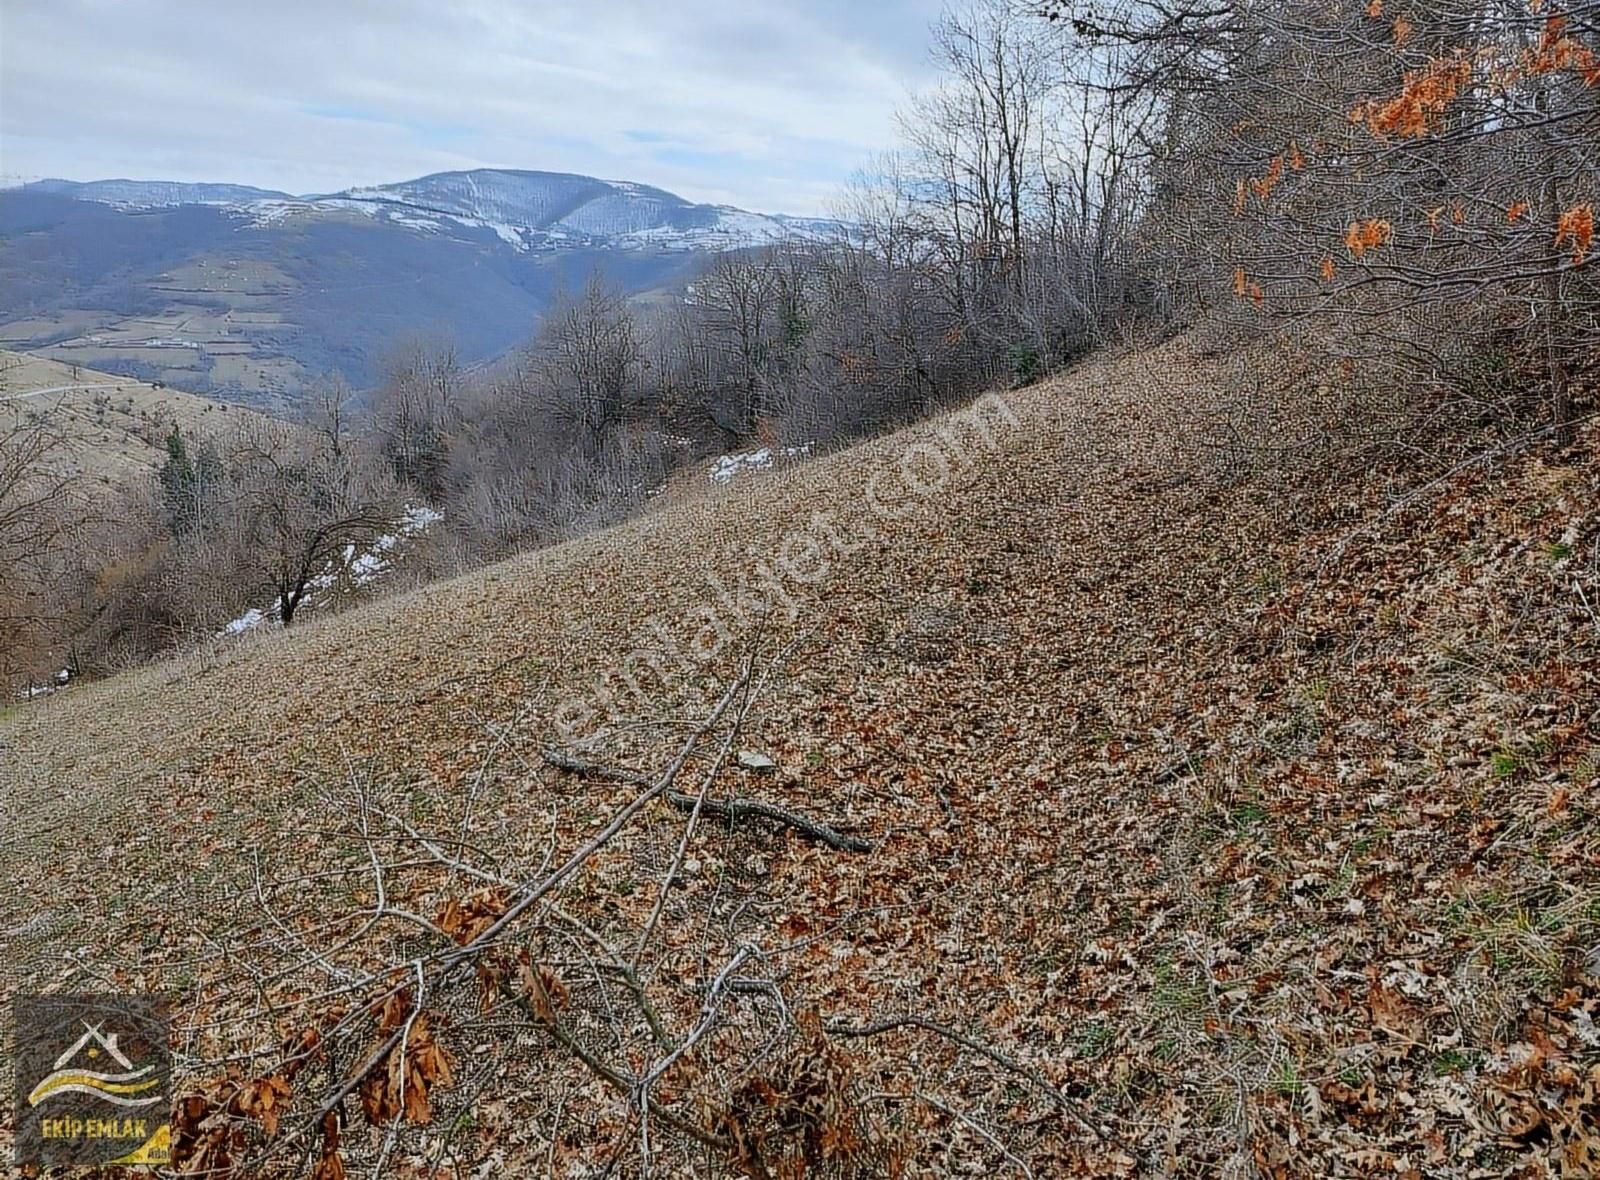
[{"xmin": 0, "ymin": 0, "xmax": 947, "ymax": 216}]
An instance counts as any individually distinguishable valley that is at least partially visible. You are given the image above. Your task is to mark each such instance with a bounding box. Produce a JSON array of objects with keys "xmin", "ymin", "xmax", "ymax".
[{"xmin": 0, "ymin": 169, "xmax": 837, "ymax": 408}]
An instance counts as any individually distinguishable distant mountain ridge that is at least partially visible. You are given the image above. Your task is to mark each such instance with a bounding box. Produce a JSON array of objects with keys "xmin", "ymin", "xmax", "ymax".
[
  {"xmin": 0, "ymin": 169, "xmax": 846, "ymax": 407},
  {"xmin": 20, "ymin": 169, "xmax": 846, "ymax": 252},
  {"xmin": 21, "ymin": 178, "xmax": 295, "ymax": 206}
]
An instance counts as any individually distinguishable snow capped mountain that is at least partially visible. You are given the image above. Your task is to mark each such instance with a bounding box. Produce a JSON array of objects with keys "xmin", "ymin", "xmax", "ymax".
[
  {"xmin": 22, "ymin": 169, "xmax": 848, "ymax": 253},
  {"xmin": 22, "ymin": 178, "xmax": 294, "ymax": 207}
]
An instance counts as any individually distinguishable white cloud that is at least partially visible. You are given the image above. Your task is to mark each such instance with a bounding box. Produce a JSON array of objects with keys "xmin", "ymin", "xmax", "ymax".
[{"xmin": 0, "ymin": 0, "xmax": 945, "ymax": 214}]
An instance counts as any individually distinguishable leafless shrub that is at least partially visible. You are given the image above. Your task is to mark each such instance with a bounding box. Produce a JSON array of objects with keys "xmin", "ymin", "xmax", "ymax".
[{"xmin": 0, "ymin": 411, "xmax": 83, "ymax": 688}]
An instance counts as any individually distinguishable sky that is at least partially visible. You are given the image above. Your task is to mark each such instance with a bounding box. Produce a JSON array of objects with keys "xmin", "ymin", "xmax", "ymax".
[{"xmin": 0, "ymin": 0, "xmax": 946, "ymax": 217}]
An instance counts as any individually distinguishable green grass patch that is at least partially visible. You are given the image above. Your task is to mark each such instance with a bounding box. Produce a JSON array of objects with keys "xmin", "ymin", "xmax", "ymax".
[
  {"xmin": 1270, "ymin": 1058, "xmax": 1303, "ymax": 1097},
  {"xmin": 1075, "ymin": 1020, "xmax": 1114, "ymax": 1060},
  {"xmin": 1152, "ymin": 961, "xmax": 1209, "ymax": 1018},
  {"xmin": 1431, "ymin": 1048, "xmax": 1479, "ymax": 1076},
  {"xmin": 1232, "ymin": 800, "xmax": 1268, "ymax": 832}
]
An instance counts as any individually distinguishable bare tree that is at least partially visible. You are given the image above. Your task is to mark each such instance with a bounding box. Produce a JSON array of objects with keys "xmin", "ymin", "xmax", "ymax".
[
  {"xmin": 0, "ymin": 410, "xmax": 80, "ymax": 687},
  {"xmin": 216, "ymin": 417, "xmax": 397, "ymax": 626},
  {"xmin": 694, "ymin": 251, "xmax": 783, "ymax": 435},
  {"xmin": 373, "ymin": 339, "xmax": 462, "ymax": 502},
  {"xmin": 535, "ymin": 275, "xmax": 647, "ymax": 443}
]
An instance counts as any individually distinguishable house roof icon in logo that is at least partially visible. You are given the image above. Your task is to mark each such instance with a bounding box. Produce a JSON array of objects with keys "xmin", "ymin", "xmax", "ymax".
[{"xmin": 27, "ymin": 1020, "xmax": 163, "ymax": 1108}]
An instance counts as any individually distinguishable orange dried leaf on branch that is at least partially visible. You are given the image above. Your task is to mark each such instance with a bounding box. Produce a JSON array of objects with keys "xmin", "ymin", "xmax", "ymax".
[
  {"xmin": 1248, "ymin": 281, "xmax": 1264, "ymax": 304},
  {"xmin": 1367, "ymin": 0, "xmax": 1383, "ymax": 16},
  {"xmin": 1393, "ymin": 15, "xmax": 1412, "ymax": 45},
  {"xmin": 1233, "ymin": 178, "xmax": 1247, "ymax": 215},
  {"xmin": 1320, "ymin": 256, "xmax": 1336, "ymax": 282},
  {"xmin": 1425, "ymin": 206, "xmax": 1443, "ymax": 231},
  {"xmin": 1526, "ymin": 15, "xmax": 1600, "ymax": 84},
  {"xmin": 1233, "ymin": 266, "xmax": 1248, "ymax": 296},
  {"xmin": 436, "ymin": 887, "xmax": 508, "ymax": 946},
  {"xmin": 1250, "ymin": 156, "xmax": 1284, "ymax": 202},
  {"xmin": 517, "ymin": 950, "xmax": 570, "ymax": 1024},
  {"xmin": 401, "ymin": 1016, "xmax": 452, "ymax": 1125},
  {"xmin": 311, "ymin": 1111, "xmax": 345, "ymax": 1180},
  {"xmin": 374, "ymin": 990, "xmax": 411, "ymax": 1033},
  {"xmin": 1506, "ymin": 200, "xmax": 1530, "ymax": 223},
  {"xmin": 1360, "ymin": 53, "xmax": 1471, "ymax": 138},
  {"xmin": 1345, "ymin": 218, "xmax": 1393, "ymax": 258},
  {"xmin": 1555, "ymin": 203, "xmax": 1594, "ymax": 264},
  {"xmin": 359, "ymin": 1054, "xmax": 400, "ymax": 1125},
  {"xmin": 358, "ymin": 1009, "xmax": 453, "ymax": 1127},
  {"xmin": 1288, "ymin": 141, "xmax": 1306, "ymax": 171},
  {"xmin": 1452, "ymin": 201, "xmax": 1466, "ymax": 225}
]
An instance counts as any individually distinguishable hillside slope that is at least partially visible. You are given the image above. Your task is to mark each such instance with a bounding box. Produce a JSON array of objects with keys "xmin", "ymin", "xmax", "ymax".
[
  {"xmin": 2, "ymin": 338, "xmax": 1596, "ymax": 1175},
  {"xmin": 0, "ymin": 349, "xmax": 278, "ymax": 496}
]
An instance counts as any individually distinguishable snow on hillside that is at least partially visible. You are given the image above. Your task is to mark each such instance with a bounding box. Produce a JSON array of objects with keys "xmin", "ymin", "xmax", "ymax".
[
  {"xmin": 30, "ymin": 169, "xmax": 846, "ymax": 253},
  {"xmin": 24, "ymin": 178, "xmax": 293, "ymax": 207},
  {"xmin": 707, "ymin": 445, "xmax": 811, "ymax": 483},
  {"xmin": 219, "ymin": 505, "xmax": 442, "ymax": 636}
]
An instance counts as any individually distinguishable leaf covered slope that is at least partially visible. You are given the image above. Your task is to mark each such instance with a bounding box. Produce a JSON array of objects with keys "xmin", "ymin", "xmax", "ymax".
[{"xmin": 1, "ymin": 336, "xmax": 1596, "ymax": 1174}]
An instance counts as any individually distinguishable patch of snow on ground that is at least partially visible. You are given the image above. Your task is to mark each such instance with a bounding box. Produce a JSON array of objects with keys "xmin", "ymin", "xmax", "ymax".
[
  {"xmin": 403, "ymin": 505, "xmax": 444, "ymax": 529},
  {"xmin": 216, "ymin": 504, "xmax": 443, "ymax": 637},
  {"xmin": 708, "ymin": 445, "xmax": 811, "ymax": 484},
  {"xmin": 222, "ymin": 608, "xmax": 267, "ymax": 636}
]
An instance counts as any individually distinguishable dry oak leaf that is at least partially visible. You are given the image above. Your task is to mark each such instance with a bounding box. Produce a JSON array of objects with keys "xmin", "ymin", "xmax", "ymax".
[
  {"xmin": 1555, "ymin": 203, "xmax": 1594, "ymax": 265},
  {"xmin": 359, "ymin": 995, "xmax": 454, "ymax": 1126},
  {"xmin": 232, "ymin": 1074, "xmax": 293, "ymax": 1138},
  {"xmin": 1360, "ymin": 54, "xmax": 1470, "ymax": 137},
  {"xmin": 278, "ymin": 1027, "xmax": 321, "ymax": 1080},
  {"xmin": 436, "ymin": 887, "xmax": 508, "ymax": 946},
  {"xmin": 518, "ymin": 952, "xmax": 570, "ymax": 1024},
  {"xmin": 1368, "ymin": 979, "xmax": 1426, "ymax": 1044},
  {"xmin": 1345, "ymin": 219, "xmax": 1393, "ymax": 258},
  {"xmin": 311, "ymin": 1111, "xmax": 346, "ymax": 1180}
]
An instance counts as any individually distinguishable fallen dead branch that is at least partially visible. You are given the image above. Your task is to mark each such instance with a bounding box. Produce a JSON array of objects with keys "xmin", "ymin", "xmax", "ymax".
[
  {"xmin": 173, "ymin": 639, "xmax": 922, "ymax": 1178},
  {"xmin": 825, "ymin": 1013, "xmax": 1106, "ymax": 1140},
  {"xmin": 540, "ymin": 747, "xmax": 875, "ymax": 852}
]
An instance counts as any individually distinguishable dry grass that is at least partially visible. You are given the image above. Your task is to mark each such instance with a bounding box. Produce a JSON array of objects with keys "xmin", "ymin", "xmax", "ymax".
[
  {"xmin": 0, "ymin": 349, "xmax": 277, "ymax": 499},
  {"xmin": 1, "ymin": 335, "xmax": 1595, "ymax": 1175}
]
